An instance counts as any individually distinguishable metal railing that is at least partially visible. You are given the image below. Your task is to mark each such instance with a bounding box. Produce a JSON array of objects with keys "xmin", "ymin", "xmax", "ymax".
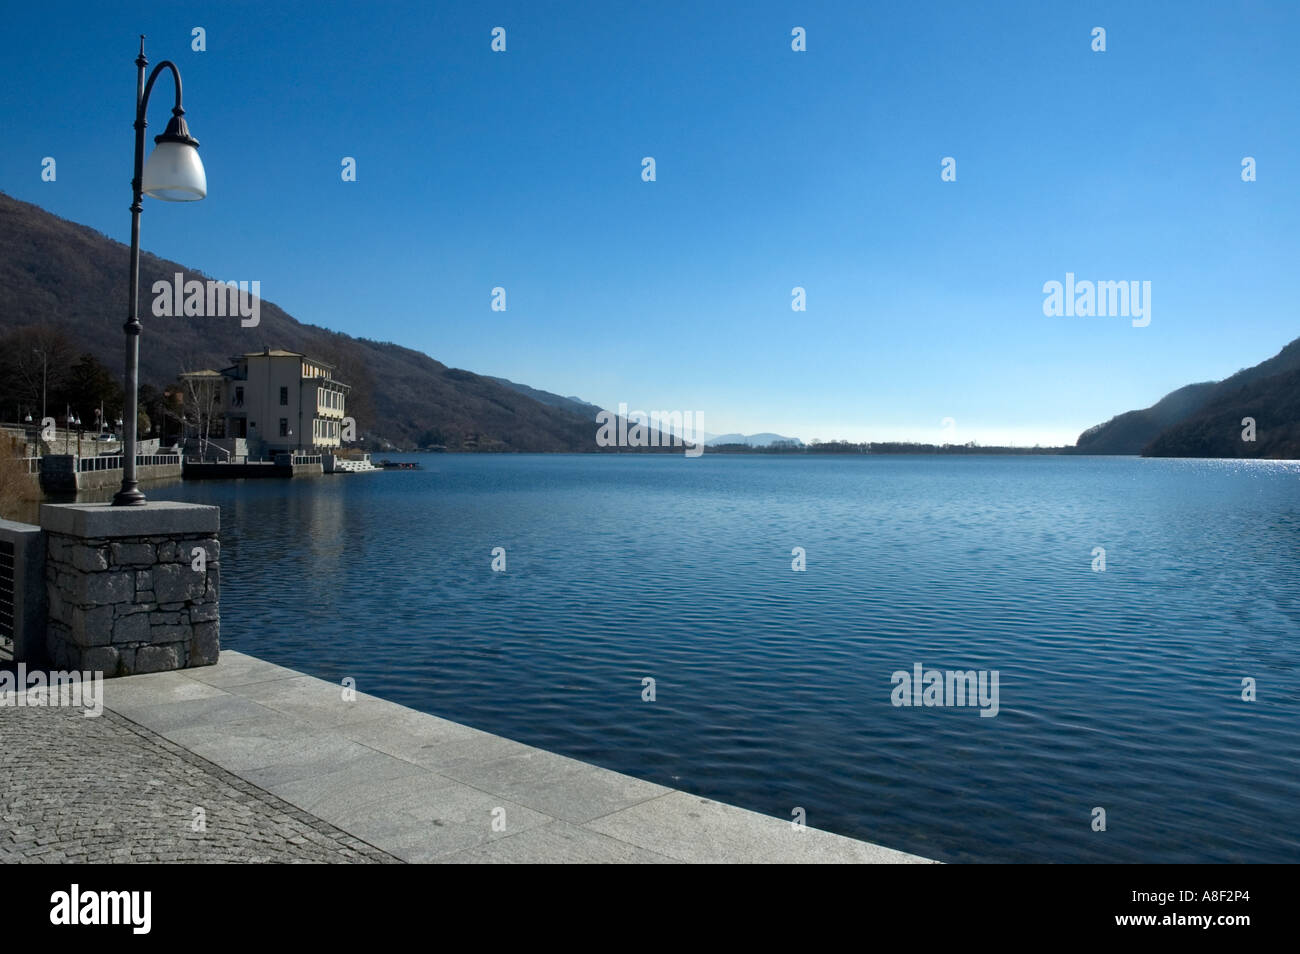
[
  {"xmin": 74, "ymin": 454, "xmax": 180, "ymax": 473},
  {"xmin": 184, "ymin": 455, "xmax": 262, "ymax": 464},
  {"xmin": 0, "ymin": 539, "xmax": 15, "ymax": 657}
]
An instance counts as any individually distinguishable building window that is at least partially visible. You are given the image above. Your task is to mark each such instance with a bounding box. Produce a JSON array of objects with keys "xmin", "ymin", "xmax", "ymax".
[
  {"xmin": 280, "ymin": 386, "xmax": 288, "ymax": 406},
  {"xmin": 234, "ymin": 386, "xmax": 244, "ymax": 408},
  {"xmin": 279, "ymin": 418, "xmax": 288, "ymax": 437}
]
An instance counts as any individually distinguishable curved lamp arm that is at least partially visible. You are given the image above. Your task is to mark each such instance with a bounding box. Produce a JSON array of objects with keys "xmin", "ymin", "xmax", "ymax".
[{"xmin": 140, "ymin": 60, "xmax": 198, "ymax": 147}]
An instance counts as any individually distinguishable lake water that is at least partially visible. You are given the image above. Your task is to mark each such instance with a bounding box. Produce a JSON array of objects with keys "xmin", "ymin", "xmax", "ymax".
[{"xmin": 149, "ymin": 454, "xmax": 1300, "ymax": 863}]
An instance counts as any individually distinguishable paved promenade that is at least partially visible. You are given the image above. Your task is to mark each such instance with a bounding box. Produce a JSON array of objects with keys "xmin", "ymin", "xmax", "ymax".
[
  {"xmin": 2, "ymin": 652, "xmax": 933, "ymax": 864},
  {"xmin": 0, "ymin": 702, "xmax": 395, "ymax": 863}
]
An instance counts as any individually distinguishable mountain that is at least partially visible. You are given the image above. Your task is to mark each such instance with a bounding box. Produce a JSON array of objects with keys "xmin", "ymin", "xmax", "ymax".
[
  {"xmin": 0, "ymin": 191, "xmax": 608, "ymax": 452},
  {"xmin": 706, "ymin": 432, "xmax": 804, "ymax": 447},
  {"xmin": 1074, "ymin": 383, "xmax": 1217, "ymax": 454},
  {"xmin": 486, "ymin": 377, "xmax": 603, "ymax": 421},
  {"xmin": 1075, "ymin": 336, "xmax": 1300, "ymax": 458},
  {"xmin": 1143, "ymin": 366, "xmax": 1300, "ymax": 458}
]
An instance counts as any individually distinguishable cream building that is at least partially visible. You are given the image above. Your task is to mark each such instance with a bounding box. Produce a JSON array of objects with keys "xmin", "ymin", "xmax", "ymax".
[{"xmin": 211, "ymin": 349, "xmax": 350, "ymax": 456}]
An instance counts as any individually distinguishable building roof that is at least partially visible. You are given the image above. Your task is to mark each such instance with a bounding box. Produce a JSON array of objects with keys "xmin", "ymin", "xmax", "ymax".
[
  {"xmin": 178, "ymin": 369, "xmax": 224, "ymax": 378},
  {"xmin": 234, "ymin": 348, "xmax": 337, "ymax": 371}
]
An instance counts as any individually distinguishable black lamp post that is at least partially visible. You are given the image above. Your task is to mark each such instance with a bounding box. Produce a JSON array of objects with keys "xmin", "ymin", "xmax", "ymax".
[
  {"xmin": 114, "ymin": 35, "xmax": 206, "ymax": 506},
  {"xmin": 32, "ymin": 348, "xmax": 47, "ymax": 425}
]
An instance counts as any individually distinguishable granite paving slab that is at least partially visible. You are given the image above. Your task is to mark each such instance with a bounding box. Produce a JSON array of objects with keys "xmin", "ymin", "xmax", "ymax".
[{"xmin": 5, "ymin": 651, "xmax": 935, "ymax": 864}]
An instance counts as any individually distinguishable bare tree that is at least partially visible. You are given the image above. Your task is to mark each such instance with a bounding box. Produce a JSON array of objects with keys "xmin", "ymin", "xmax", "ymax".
[
  {"xmin": 177, "ymin": 354, "xmax": 223, "ymax": 458},
  {"xmin": 0, "ymin": 433, "xmax": 37, "ymax": 522},
  {"xmin": 0, "ymin": 325, "xmax": 76, "ymax": 423}
]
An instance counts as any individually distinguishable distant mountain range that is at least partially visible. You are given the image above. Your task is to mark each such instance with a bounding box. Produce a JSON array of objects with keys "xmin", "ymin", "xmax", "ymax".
[
  {"xmin": 706, "ymin": 432, "xmax": 803, "ymax": 447},
  {"xmin": 1076, "ymin": 336, "xmax": 1300, "ymax": 457},
  {"xmin": 8, "ymin": 192, "xmax": 1295, "ymax": 458},
  {"xmin": 485, "ymin": 377, "xmax": 603, "ymax": 422}
]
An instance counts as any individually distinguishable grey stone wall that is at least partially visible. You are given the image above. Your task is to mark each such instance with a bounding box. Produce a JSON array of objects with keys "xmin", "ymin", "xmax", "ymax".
[
  {"xmin": 39, "ymin": 455, "xmax": 182, "ymax": 493},
  {"xmin": 43, "ymin": 526, "xmax": 219, "ymax": 676}
]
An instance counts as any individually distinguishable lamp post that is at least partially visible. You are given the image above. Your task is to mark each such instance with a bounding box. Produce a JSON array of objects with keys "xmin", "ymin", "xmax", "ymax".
[
  {"xmin": 114, "ymin": 35, "xmax": 206, "ymax": 506},
  {"xmin": 32, "ymin": 348, "xmax": 47, "ymax": 425}
]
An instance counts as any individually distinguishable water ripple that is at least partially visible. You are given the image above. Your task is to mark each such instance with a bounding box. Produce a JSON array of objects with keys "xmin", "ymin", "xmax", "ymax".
[{"xmin": 152, "ymin": 455, "xmax": 1300, "ymax": 862}]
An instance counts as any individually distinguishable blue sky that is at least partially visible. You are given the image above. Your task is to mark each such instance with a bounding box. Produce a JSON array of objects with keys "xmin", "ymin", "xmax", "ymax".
[{"xmin": 2, "ymin": 0, "xmax": 1297, "ymax": 445}]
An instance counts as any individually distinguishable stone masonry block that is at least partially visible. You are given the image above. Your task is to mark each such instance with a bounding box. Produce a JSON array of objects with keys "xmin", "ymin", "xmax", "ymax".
[
  {"xmin": 112, "ymin": 612, "xmax": 151, "ymax": 645},
  {"xmin": 70, "ymin": 546, "xmax": 109, "ymax": 573},
  {"xmin": 190, "ymin": 621, "xmax": 219, "ymax": 666},
  {"xmin": 190, "ymin": 601, "xmax": 219, "ymax": 623},
  {"xmin": 68, "ymin": 604, "xmax": 115, "ymax": 648},
  {"xmin": 150, "ymin": 622, "xmax": 190, "ymax": 645},
  {"xmin": 111, "ymin": 542, "xmax": 155, "ymax": 566},
  {"xmin": 135, "ymin": 645, "xmax": 179, "ymax": 673},
  {"xmin": 64, "ymin": 570, "xmax": 134, "ymax": 606},
  {"xmin": 153, "ymin": 564, "xmax": 206, "ymax": 604},
  {"xmin": 80, "ymin": 645, "xmax": 121, "ymax": 675}
]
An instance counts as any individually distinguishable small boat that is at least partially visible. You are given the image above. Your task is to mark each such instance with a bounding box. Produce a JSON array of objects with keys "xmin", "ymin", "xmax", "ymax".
[{"xmin": 378, "ymin": 459, "xmax": 421, "ymax": 470}]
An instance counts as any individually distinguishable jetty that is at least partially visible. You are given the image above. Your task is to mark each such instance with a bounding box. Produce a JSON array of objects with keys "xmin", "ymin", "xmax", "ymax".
[{"xmin": 183, "ymin": 452, "xmax": 380, "ymax": 479}]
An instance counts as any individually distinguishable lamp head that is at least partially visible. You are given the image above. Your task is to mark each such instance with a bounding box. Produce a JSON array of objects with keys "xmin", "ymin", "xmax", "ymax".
[{"xmin": 142, "ymin": 110, "xmax": 206, "ymax": 201}]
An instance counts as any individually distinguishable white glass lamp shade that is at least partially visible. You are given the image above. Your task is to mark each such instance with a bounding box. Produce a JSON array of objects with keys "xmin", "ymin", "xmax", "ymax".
[{"xmin": 142, "ymin": 140, "xmax": 207, "ymax": 201}]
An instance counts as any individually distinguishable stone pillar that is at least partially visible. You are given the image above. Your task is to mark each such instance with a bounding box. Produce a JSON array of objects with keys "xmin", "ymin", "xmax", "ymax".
[{"xmin": 40, "ymin": 502, "xmax": 220, "ymax": 676}]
